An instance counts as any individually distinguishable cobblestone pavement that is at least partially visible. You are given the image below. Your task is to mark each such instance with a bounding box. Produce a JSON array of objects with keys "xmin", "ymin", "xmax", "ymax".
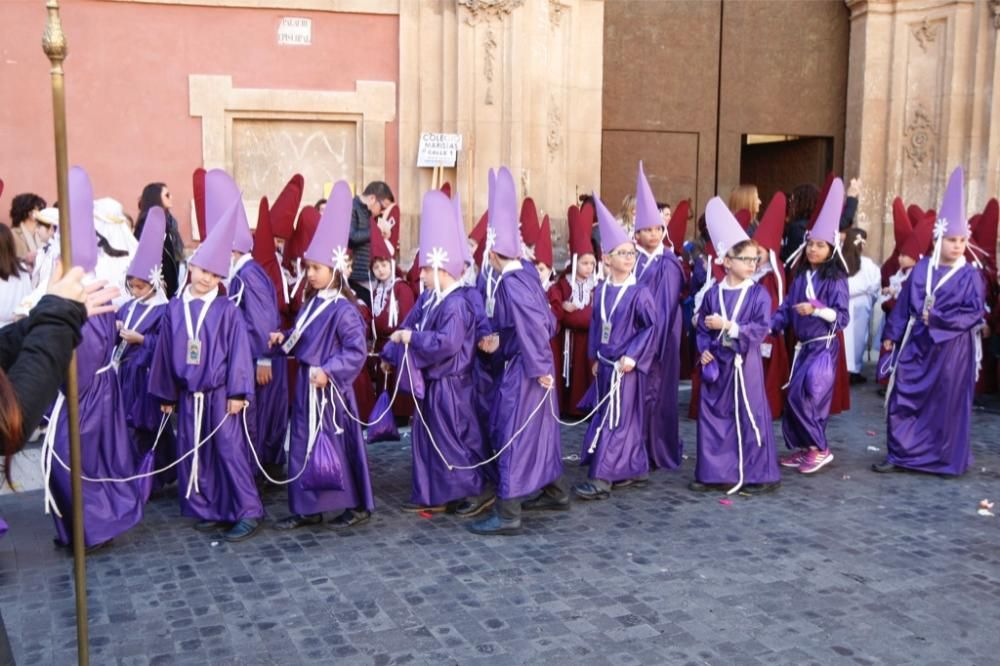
[{"xmin": 2, "ymin": 383, "xmax": 999, "ymax": 666}]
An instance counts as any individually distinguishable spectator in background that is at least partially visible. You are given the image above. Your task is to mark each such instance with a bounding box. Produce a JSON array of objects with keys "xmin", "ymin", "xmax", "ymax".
[
  {"xmin": 134, "ymin": 183, "xmax": 185, "ymax": 298},
  {"xmin": 0, "ymin": 226, "xmax": 32, "ymax": 328},
  {"xmin": 348, "ymin": 181, "xmax": 395, "ymax": 307},
  {"xmin": 9, "ymin": 193, "xmax": 48, "ymax": 268}
]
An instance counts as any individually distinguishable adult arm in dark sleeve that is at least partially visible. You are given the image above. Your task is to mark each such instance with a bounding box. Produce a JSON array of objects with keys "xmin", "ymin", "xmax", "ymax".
[
  {"xmin": 3, "ymin": 295, "xmax": 86, "ymax": 445},
  {"xmin": 839, "ymin": 196, "xmax": 859, "ymax": 231},
  {"xmin": 348, "ymin": 201, "xmax": 370, "ymax": 248}
]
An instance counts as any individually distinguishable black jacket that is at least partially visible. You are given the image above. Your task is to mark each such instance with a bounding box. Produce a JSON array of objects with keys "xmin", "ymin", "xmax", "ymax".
[
  {"xmin": 0, "ymin": 295, "xmax": 86, "ymax": 447},
  {"xmin": 348, "ymin": 196, "xmax": 372, "ymax": 284}
]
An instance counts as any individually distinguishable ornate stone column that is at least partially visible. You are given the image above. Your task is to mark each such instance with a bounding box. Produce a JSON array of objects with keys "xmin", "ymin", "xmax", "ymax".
[
  {"xmin": 845, "ymin": 0, "xmax": 1000, "ymax": 260},
  {"xmin": 398, "ymin": 0, "xmax": 604, "ymax": 259}
]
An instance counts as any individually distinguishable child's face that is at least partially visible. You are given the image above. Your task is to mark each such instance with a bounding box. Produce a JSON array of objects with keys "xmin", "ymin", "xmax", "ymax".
[
  {"xmin": 635, "ymin": 226, "xmax": 665, "ymax": 251},
  {"xmin": 941, "ymin": 236, "xmax": 967, "ymax": 263},
  {"xmin": 35, "ymin": 219, "xmax": 56, "ymax": 243},
  {"xmin": 419, "ymin": 266, "xmax": 441, "ymax": 291},
  {"xmin": 660, "ymin": 207, "xmax": 672, "ymax": 226},
  {"xmin": 371, "ymin": 258, "xmax": 393, "ymax": 282},
  {"xmin": 576, "ymin": 254, "xmax": 596, "ymax": 281},
  {"xmin": 603, "ymin": 242, "xmax": 637, "ymax": 276},
  {"xmin": 189, "ymin": 265, "xmax": 222, "ymax": 296},
  {"xmin": 724, "ymin": 248, "xmax": 759, "ymax": 281},
  {"xmin": 127, "ymin": 277, "xmax": 153, "ymax": 300},
  {"xmin": 805, "ymin": 239, "xmax": 832, "ymax": 266},
  {"xmin": 275, "ymin": 238, "xmax": 286, "ymax": 254},
  {"xmin": 307, "ymin": 261, "xmax": 335, "ymax": 290},
  {"xmin": 535, "ymin": 261, "xmax": 551, "ymax": 277}
]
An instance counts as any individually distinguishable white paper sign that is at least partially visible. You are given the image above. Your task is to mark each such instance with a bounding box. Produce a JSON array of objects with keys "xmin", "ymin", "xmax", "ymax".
[
  {"xmin": 417, "ymin": 132, "xmax": 463, "ymax": 168},
  {"xmin": 278, "ymin": 17, "xmax": 312, "ymax": 46}
]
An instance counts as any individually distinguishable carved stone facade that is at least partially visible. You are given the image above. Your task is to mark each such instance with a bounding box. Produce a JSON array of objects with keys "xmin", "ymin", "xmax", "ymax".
[
  {"xmin": 845, "ymin": 0, "xmax": 1000, "ymax": 259},
  {"xmin": 398, "ymin": 0, "xmax": 604, "ymax": 256}
]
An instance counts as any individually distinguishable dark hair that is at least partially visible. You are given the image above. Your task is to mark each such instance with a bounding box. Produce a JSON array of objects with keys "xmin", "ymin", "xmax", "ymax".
[
  {"xmin": 0, "ymin": 368, "xmax": 23, "ymax": 487},
  {"xmin": 841, "ymin": 228, "xmax": 867, "ymax": 277},
  {"xmin": 303, "ymin": 268, "xmax": 358, "ymax": 305},
  {"xmin": 96, "ymin": 232, "xmax": 130, "ymax": 259},
  {"xmin": 789, "ymin": 184, "xmax": 819, "ymax": 222},
  {"xmin": 9, "ymin": 193, "xmax": 47, "ymax": 227},
  {"xmin": 137, "ymin": 183, "xmax": 167, "ymax": 214},
  {"xmin": 729, "ymin": 239, "xmax": 759, "ymax": 257},
  {"xmin": 315, "ymin": 198, "xmax": 327, "ymax": 208},
  {"xmin": 0, "ymin": 225, "xmax": 28, "ymax": 280},
  {"xmin": 362, "ymin": 181, "xmax": 395, "ymax": 203},
  {"xmin": 796, "ymin": 240, "xmax": 847, "ymax": 280}
]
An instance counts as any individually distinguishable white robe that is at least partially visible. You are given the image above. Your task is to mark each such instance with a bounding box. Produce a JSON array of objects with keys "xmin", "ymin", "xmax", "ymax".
[{"xmin": 844, "ymin": 256, "xmax": 881, "ymax": 373}]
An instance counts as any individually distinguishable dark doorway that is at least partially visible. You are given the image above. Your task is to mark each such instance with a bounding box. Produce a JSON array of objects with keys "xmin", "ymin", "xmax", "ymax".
[{"xmin": 740, "ymin": 134, "xmax": 834, "ymax": 206}]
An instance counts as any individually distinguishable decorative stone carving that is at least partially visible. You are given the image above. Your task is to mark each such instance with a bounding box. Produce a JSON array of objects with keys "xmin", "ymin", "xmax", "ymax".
[
  {"xmin": 549, "ymin": 0, "xmax": 567, "ymax": 27},
  {"xmin": 903, "ymin": 105, "xmax": 935, "ymax": 171},
  {"xmin": 912, "ymin": 18, "xmax": 939, "ymax": 52},
  {"xmin": 459, "ymin": 0, "xmax": 524, "ymax": 25},
  {"xmin": 547, "ymin": 96, "xmax": 562, "ymax": 158},
  {"xmin": 484, "ymin": 27, "xmax": 497, "ymax": 105}
]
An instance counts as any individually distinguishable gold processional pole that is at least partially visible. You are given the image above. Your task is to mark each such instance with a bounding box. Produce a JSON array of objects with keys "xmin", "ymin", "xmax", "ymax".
[{"xmin": 42, "ymin": 2, "xmax": 90, "ymax": 664}]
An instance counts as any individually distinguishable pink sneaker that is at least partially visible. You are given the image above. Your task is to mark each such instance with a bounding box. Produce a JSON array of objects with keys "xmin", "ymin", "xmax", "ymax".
[
  {"xmin": 798, "ymin": 449, "xmax": 834, "ymax": 474},
  {"xmin": 779, "ymin": 450, "xmax": 806, "ymax": 468}
]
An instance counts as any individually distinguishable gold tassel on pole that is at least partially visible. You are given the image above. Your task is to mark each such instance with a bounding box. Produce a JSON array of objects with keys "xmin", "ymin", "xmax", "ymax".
[{"xmin": 42, "ymin": 2, "xmax": 90, "ymax": 664}]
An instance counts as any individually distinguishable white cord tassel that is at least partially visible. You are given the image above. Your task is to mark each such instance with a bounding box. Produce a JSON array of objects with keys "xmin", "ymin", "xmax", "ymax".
[{"xmin": 727, "ymin": 354, "xmax": 764, "ymax": 496}]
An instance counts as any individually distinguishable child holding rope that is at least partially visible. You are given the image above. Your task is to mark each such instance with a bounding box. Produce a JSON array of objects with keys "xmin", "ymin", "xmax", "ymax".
[
  {"xmin": 149, "ymin": 196, "xmax": 262, "ymax": 542},
  {"xmin": 268, "ymin": 181, "xmax": 373, "ymax": 531},
  {"xmin": 573, "ymin": 194, "xmax": 656, "ymax": 501},
  {"xmin": 382, "ymin": 190, "xmax": 494, "ymax": 517},
  {"xmin": 691, "ymin": 198, "xmax": 779, "ymax": 494},
  {"xmin": 875, "ymin": 167, "xmax": 984, "ymax": 476},
  {"xmin": 771, "ymin": 178, "xmax": 850, "ymax": 476},
  {"xmin": 468, "ymin": 167, "xmax": 567, "ymax": 536}
]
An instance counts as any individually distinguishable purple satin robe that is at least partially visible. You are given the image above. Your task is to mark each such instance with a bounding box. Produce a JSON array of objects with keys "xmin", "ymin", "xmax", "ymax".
[
  {"xmin": 635, "ymin": 248, "xmax": 687, "ymax": 469},
  {"xmin": 695, "ymin": 284, "xmax": 779, "ymax": 485},
  {"xmin": 231, "ymin": 260, "xmax": 288, "ymax": 466},
  {"xmin": 148, "ymin": 295, "xmax": 263, "ymax": 522},
  {"xmin": 50, "ymin": 312, "xmax": 144, "ymax": 546},
  {"xmin": 884, "ymin": 258, "xmax": 984, "ymax": 475},
  {"xmin": 283, "ymin": 295, "xmax": 374, "ymax": 515},
  {"xmin": 771, "ymin": 271, "xmax": 849, "ymax": 451},
  {"xmin": 383, "ymin": 288, "xmax": 490, "ymax": 506},
  {"xmin": 490, "ymin": 264, "xmax": 563, "ymax": 499},
  {"xmin": 581, "ymin": 280, "xmax": 657, "ymax": 482},
  {"xmin": 115, "ymin": 298, "xmax": 175, "ymax": 490}
]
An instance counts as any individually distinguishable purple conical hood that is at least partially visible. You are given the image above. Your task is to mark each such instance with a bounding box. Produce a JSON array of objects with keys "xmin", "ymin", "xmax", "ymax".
[
  {"xmin": 810, "ymin": 177, "xmax": 844, "ymax": 246},
  {"xmin": 705, "ymin": 197, "xmax": 750, "ymax": 257},
  {"xmin": 190, "ymin": 196, "xmax": 239, "ymax": 277},
  {"xmin": 128, "ymin": 205, "xmax": 166, "ymax": 287},
  {"xmin": 488, "ymin": 167, "xmax": 521, "ymax": 258},
  {"xmin": 304, "ymin": 180, "xmax": 352, "ymax": 272},
  {"xmin": 419, "ymin": 189, "xmax": 465, "ymax": 279},
  {"xmin": 69, "ymin": 166, "xmax": 97, "ymax": 273},
  {"xmin": 634, "ymin": 161, "xmax": 662, "ymax": 232},
  {"xmin": 593, "ymin": 192, "xmax": 630, "ymax": 254},
  {"xmin": 938, "ymin": 166, "xmax": 967, "ymax": 238},
  {"xmin": 205, "ymin": 168, "xmax": 252, "ymax": 252}
]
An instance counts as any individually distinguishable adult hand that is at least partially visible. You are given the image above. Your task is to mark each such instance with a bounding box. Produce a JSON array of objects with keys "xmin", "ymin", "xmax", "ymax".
[
  {"xmin": 794, "ymin": 302, "xmax": 815, "ymax": 316},
  {"xmin": 256, "ymin": 364, "xmax": 272, "ymax": 386},
  {"xmin": 47, "ymin": 264, "xmax": 118, "ymax": 317},
  {"xmin": 847, "ymin": 177, "xmax": 862, "ymax": 198}
]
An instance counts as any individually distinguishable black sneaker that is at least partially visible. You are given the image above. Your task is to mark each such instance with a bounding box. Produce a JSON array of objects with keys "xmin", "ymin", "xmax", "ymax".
[
  {"xmin": 454, "ymin": 496, "xmax": 496, "ymax": 518},
  {"xmin": 193, "ymin": 520, "xmax": 231, "ymax": 533},
  {"xmin": 273, "ymin": 514, "xmax": 323, "ymax": 530},
  {"xmin": 871, "ymin": 461, "xmax": 904, "ymax": 474},
  {"xmin": 223, "ymin": 519, "xmax": 261, "ymax": 543},
  {"xmin": 467, "ymin": 514, "xmax": 521, "ymax": 536},
  {"xmin": 328, "ymin": 509, "xmax": 371, "ymax": 530},
  {"xmin": 522, "ymin": 493, "xmax": 571, "ymax": 512}
]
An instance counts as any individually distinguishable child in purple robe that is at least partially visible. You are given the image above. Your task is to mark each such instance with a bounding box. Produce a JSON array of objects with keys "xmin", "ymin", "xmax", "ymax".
[
  {"xmin": 115, "ymin": 206, "xmax": 173, "ymax": 493},
  {"xmin": 692, "ymin": 198, "xmax": 779, "ymax": 494},
  {"xmin": 382, "ymin": 190, "xmax": 494, "ymax": 516},
  {"xmin": 230, "ymin": 248, "xmax": 288, "ymax": 474},
  {"xmin": 876, "ymin": 167, "xmax": 985, "ymax": 476},
  {"xmin": 46, "ymin": 167, "xmax": 145, "ymax": 550},
  {"xmin": 574, "ymin": 194, "xmax": 657, "ymax": 500},
  {"xmin": 632, "ymin": 162, "xmax": 687, "ymax": 470},
  {"xmin": 771, "ymin": 179, "xmax": 850, "ymax": 475},
  {"xmin": 468, "ymin": 167, "xmax": 566, "ymax": 536},
  {"xmin": 149, "ymin": 196, "xmax": 262, "ymax": 542},
  {"xmin": 269, "ymin": 181, "xmax": 374, "ymax": 531}
]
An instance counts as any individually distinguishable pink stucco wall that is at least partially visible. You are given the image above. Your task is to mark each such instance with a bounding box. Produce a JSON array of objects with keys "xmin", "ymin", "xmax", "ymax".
[{"xmin": 0, "ymin": 0, "xmax": 399, "ymax": 241}]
